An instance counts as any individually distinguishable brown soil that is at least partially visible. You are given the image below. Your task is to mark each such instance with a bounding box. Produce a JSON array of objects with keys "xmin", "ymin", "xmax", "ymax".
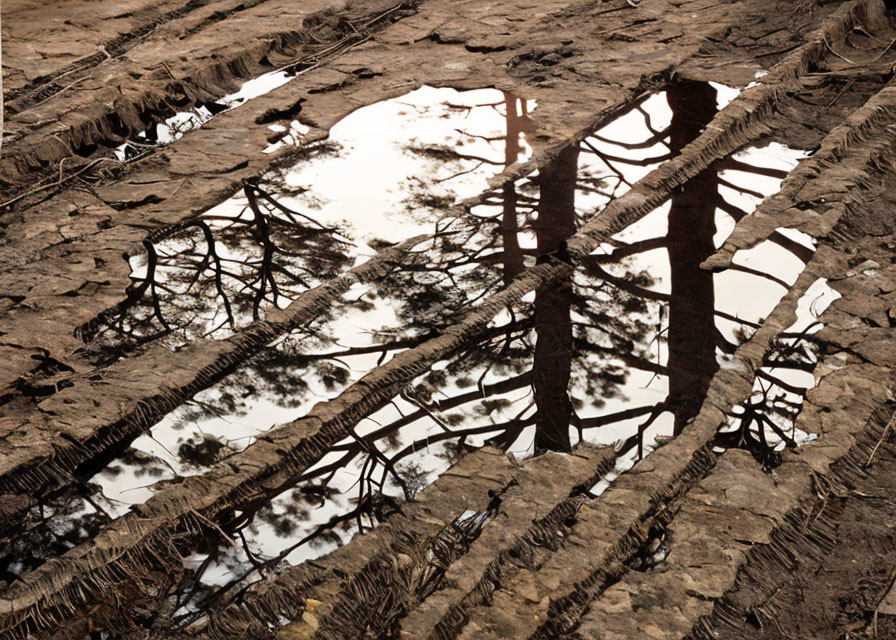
[{"xmin": 2, "ymin": 0, "xmax": 896, "ymax": 638}]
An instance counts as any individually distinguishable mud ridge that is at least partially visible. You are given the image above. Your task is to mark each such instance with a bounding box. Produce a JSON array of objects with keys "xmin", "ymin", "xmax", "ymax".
[
  {"xmin": 687, "ymin": 404, "xmax": 896, "ymax": 640},
  {"xmin": 0, "ymin": 255, "xmax": 573, "ymax": 638},
  {"xmin": 424, "ymin": 204, "xmax": 843, "ymax": 640},
  {"xmin": 527, "ymin": 445, "xmax": 720, "ymax": 640},
  {"xmin": 206, "ymin": 445, "xmax": 536, "ymax": 638},
  {"xmin": 561, "ymin": 342, "xmax": 894, "ymax": 640}
]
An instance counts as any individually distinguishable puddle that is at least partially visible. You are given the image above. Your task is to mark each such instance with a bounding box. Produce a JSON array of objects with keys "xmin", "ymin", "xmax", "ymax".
[
  {"xmin": 714, "ymin": 278, "xmax": 841, "ymax": 466},
  {"xmin": 20, "ymin": 82, "xmax": 819, "ymax": 623},
  {"xmin": 626, "ymin": 526, "xmax": 669, "ymax": 572},
  {"xmin": 80, "ymin": 173, "xmax": 356, "ymax": 363},
  {"xmin": 112, "ymin": 67, "xmax": 294, "ymax": 161}
]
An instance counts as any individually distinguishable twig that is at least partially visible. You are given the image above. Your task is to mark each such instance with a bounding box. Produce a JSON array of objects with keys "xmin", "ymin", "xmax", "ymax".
[
  {"xmin": 0, "ymin": 158, "xmax": 107, "ymax": 210},
  {"xmin": 822, "ymin": 35, "xmax": 856, "ymax": 65},
  {"xmin": 827, "ymin": 78, "xmax": 856, "ymax": 108},
  {"xmin": 29, "ymin": 75, "xmax": 90, "ymax": 110},
  {"xmin": 865, "ymin": 414, "xmax": 896, "ymax": 467},
  {"xmin": 870, "ymin": 37, "xmax": 896, "ymax": 62}
]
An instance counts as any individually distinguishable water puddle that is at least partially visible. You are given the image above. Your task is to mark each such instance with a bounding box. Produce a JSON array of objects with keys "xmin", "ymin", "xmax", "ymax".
[
  {"xmin": 714, "ymin": 278, "xmax": 841, "ymax": 466},
  {"xmin": 18, "ymin": 81, "xmax": 820, "ymax": 624},
  {"xmin": 113, "ymin": 70, "xmax": 296, "ymax": 161}
]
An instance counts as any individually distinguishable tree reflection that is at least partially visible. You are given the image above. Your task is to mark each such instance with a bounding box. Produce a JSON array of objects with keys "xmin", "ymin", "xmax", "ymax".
[
  {"xmin": 714, "ymin": 329, "xmax": 819, "ymax": 469},
  {"xmin": 54, "ymin": 86, "xmax": 824, "ymax": 635},
  {"xmin": 665, "ymin": 80, "xmax": 720, "ymax": 435},
  {"xmin": 0, "ymin": 487, "xmax": 111, "ymax": 585},
  {"xmin": 532, "ymin": 145, "xmax": 578, "ymax": 453},
  {"xmin": 78, "ymin": 155, "xmax": 352, "ymax": 366}
]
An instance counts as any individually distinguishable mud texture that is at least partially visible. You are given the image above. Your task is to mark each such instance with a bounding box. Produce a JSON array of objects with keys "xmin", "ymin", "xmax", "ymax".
[{"xmin": 3, "ymin": 0, "xmax": 896, "ymax": 639}]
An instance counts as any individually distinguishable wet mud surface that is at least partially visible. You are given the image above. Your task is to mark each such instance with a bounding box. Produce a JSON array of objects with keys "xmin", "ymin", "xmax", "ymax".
[{"xmin": 2, "ymin": 0, "xmax": 896, "ymax": 638}]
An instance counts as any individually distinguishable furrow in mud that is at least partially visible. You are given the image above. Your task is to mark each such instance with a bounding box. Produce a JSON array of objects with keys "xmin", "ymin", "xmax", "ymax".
[
  {"xmin": 0, "ymin": 255, "xmax": 574, "ymax": 637},
  {"xmin": 565, "ymin": 0, "xmax": 887, "ymax": 252},
  {"xmin": 430, "ymin": 306, "xmax": 798, "ymax": 639},
  {"xmin": 4, "ymin": 0, "xmax": 264, "ymax": 110},
  {"xmin": 201, "ymin": 447, "xmax": 518, "ymax": 637},
  {"xmin": 430, "ymin": 271, "xmax": 824, "ymax": 639},
  {"xmin": 702, "ymin": 411, "xmax": 896, "ymax": 640},
  {"xmin": 680, "ymin": 259, "xmax": 896, "ymax": 640},
  {"xmin": 704, "ymin": 82, "xmax": 896, "ymax": 270},
  {"xmin": 205, "ymin": 445, "xmax": 525, "ymax": 638},
  {"xmin": 578, "ymin": 395, "xmax": 895, "ymax": 640}
]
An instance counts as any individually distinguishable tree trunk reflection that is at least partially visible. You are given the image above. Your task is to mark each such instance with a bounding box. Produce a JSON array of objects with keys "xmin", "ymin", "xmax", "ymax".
[
  {"xmin": 665, "ymin": 80, "xmax": 720, "ymax": 435},
  {"xmin": 533, "ymin": 145, "xmax": 578, "ymax": 453}
]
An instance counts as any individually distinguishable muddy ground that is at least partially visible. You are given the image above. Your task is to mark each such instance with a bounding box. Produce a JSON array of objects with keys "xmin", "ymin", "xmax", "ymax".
[{"xmin": 2, "ymin": 0, "xmax": 896, "ymax": 638}]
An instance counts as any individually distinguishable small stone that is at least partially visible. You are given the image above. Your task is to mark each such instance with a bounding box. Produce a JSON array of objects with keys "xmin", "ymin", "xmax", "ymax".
[
  {"xmin": 846, "ymin": 259, "xmax": 880, "ymax": 277},
  {"xmin": 301, "ymin": 611, "xmax": 320, "ymax": 631},
  {"xmin": 395, "ymin": 552, "xmax": 414, "ymax": 568},
  {"xmin": 304, "ymin": 598, "xmax": 324, "ymax": 613},
  {"xmin": 515, "ymin": 569, "xmax": 541, "ymax": 602},
  {"xmin": 538, "ymin": 53, "xmax": 563, "ymax": 66}
]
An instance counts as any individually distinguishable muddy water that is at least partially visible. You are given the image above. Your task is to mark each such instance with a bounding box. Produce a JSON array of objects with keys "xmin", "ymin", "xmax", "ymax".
[{"xmin": 10, "ymin": 83, "xmax": 819, "ymax": 620}]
